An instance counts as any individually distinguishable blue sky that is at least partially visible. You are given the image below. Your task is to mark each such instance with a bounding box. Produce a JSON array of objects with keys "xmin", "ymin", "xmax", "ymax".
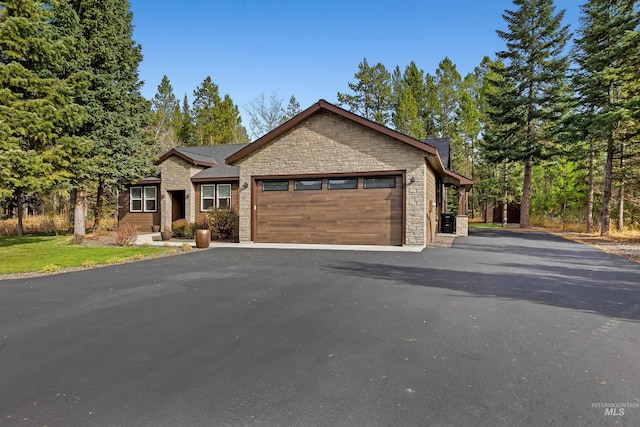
[{"xmin": 130, "ymin": 0, "xmax": 581, "ymax": 123}]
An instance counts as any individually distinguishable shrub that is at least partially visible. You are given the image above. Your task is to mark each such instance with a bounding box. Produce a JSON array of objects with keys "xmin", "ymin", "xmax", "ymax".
[
  {"xmin": 82, "ymin": 260, "xmax": 96, "ymax": 268},
  {"xmin": 171, "ymin": 219, "xmax": 197, "ymax": 238},
  {"xmin": 181, "ymin": 243, "xmax": 192, "ymax": 251},
  {"xmin": 206, "ymin": 208, "xmax": 239, "ymax": 241},
  {"xmin": 106, "ymin": 257, "xmax": 124, "ymax": 264},
  {"xmin": 115, "ymin": 223, "xmax": 139, "ymax": 246}
]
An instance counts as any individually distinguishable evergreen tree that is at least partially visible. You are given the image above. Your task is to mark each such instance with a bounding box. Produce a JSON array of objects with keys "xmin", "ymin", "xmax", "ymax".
[
  {"xmin": 337, "ymin": 58, "xmax": 392, "ymax": 125},
  {"xmin": 282, "ymin": 95, "xmax": 302, "ymax": 122},
  {"xmin": 176, "ymin": 94, "xmax": 195, "ymax": 145},
  {"xmin": 433, "ymin": 57, "xmax": 462, "ymax": 139},
  {"xmin": 487, "ymin": 0, "xmax": 571, "ymax": 228},
  {"xmin": 51, "ymin": 0, "xmax": 151, "ymax": 236},
  {"xmin": 572, "ymin": 0, "xmax": 640, "ymax": 236},
  {"xmin": 0, "ymin": 0, "xmax": 88, "ymax": 235},
  {"xmin": 150, "ymin": 75, "xmax": 179, "ymax": 154},
  {"xmin": 193, "ymin": 76, "xmax": 247, "ymax": 144},
  {"xmin": 392, "ymin": 62, "xmax": 427, "ymax": 139}
]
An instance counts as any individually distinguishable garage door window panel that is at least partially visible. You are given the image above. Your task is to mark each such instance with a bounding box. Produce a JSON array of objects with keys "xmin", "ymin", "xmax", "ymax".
[
  {"xmin": 294, "ymin": 180, "xmax": 322, "ymax": 191},
  {"xmin": 328, "ymin": 178, "xmax": 358, "ymax": 190},
  {"xmin": 364, "ymin": 177, "xmax": 396, "ymax": 189},
  {"xmin": 263, "ymin": 181, "xmax": 289, "ymax": 191}
]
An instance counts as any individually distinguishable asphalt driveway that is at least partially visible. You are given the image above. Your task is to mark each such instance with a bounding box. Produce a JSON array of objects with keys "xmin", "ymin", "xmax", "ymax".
[{"xmin": 1, "ymin": 229, "xmax": 639, "ymax": 426}]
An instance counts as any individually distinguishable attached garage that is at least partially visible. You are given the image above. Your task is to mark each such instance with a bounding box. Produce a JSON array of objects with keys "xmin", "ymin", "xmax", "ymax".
[
  {"xmin": 254, "ymin": 174, "xmax": 403, "ymax": 245},
  {"xmin": 227, "ymin": 100, "xmax": 471, "ymax": 247}
]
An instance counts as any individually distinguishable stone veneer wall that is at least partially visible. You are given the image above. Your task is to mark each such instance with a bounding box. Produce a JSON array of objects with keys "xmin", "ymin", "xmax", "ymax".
[
  {"xmin": 159, "ymin": 156, "xmax": 202, "ymax": 230},
  {"xmin": 235, "ymin": 111, "xmax": 434, "ymax": 246}
]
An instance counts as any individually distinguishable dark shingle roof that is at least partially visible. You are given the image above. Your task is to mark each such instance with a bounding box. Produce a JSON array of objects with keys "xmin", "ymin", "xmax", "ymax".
[
  {"xmin": 422, "ymin": 138, "xmax": 450, "ymax": 169},
  {"xmin": 157, "ymin": 144, "xmax": 248, "ymax": 180}
]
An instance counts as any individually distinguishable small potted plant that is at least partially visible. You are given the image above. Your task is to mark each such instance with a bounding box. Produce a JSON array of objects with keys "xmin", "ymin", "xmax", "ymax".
[
  {"xmin": 160, "ymin": 226, "xmax": 173, "ymax": 241},
  {"xmin": 151, "ymin": 224, "xmax": 160, "ymax": 232},
  {"xmin": 194, "ymin": 217, "xmax": 211, "ymax": 249}
]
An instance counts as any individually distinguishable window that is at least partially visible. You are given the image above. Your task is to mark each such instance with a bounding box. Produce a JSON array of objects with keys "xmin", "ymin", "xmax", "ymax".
[
  {"xmin": 201, "ymin": 185, "xmax": 215, "ymax": 211},
  {"xmin": 144, "ymin": 187, "xmax": 157, "ymax": 211},
  {"xmin": 130, "ymin": 186, "xmax": 156, "ymax": 212},
  {"xmin": 328, "ymin": 178, "xmax": 357, "ymax": 190},
  {"xmin": 263, "ymin": 181, "xmax": 289, "ymax": 191},
  {"xmin": 217, "ymin": 184, "xmax": 231, "ymax": 209},
  {"xmin": 364, "ymin": 177, "xmax": 396, "ymax": 189},
  {"xmin": 294, "ymin": 180, "xmax": 322, "ymax": 191}
]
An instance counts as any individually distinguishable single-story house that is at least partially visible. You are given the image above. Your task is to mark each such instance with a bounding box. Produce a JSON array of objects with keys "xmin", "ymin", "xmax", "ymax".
[{"xmin": 119, "ymin": 99, "xmax": 472, "ymax": 246}]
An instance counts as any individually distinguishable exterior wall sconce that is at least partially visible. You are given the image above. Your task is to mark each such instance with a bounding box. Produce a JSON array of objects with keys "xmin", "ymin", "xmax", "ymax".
[
  {"xmin": 409, "ymin": 177, "xmax": 416, "ymax": 184},
  {"xmin": 185, "ymin": 194, "xmax": 189, "ymax": 199},
  {"xmin": 242, "ymin": 182, "xmax": 249, "ymax": 189}
]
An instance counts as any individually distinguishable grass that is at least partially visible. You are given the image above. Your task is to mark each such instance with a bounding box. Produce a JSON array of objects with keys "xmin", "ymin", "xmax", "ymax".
[
  {"xmin": 0, "ymin": 235, "xmax": 170, "ymax": 274},
  {"xmin": 468, "ymin": 222, "xmax": 503, "ymax": 229}
]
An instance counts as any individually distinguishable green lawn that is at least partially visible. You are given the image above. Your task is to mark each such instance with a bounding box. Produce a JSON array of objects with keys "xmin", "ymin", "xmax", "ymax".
[
  {"xmin": 468, "ymin": 222, "xmax": 503, "ymax": 229},
  {"xmin": 0, "ymin": 235, "xmax": 170, "ymax": 274}
]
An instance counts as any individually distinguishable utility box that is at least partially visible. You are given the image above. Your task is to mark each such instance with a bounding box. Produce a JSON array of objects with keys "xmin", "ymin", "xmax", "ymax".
[{"xmin": 440, "ymin": 213, "xmax": 455, "ymax": 233}]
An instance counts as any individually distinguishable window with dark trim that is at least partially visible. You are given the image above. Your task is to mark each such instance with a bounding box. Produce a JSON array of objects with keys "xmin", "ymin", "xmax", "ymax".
[
  {"xmin": 130, "ymin": 186, "xmax": 157, "ymax": 212},
  {"xmin": 262, "ymin": 181, "xmax": 289, "ymax": 191},
  {"xmin": 294, "ymin": 179, "xmax": 322, "ymax": 191},
  {"xmin": 328, "ymin": 178, "xmax": 357, "ymax": 190},
  {"xmin": 364, "ymin": 177, "xmax": 396, "ymax": 189}
]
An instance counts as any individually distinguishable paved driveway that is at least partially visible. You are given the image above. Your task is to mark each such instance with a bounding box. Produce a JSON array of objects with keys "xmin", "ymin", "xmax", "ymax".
[{"xmin": 1, "ymin": 230, "xmax": 639, "ymax": 426}]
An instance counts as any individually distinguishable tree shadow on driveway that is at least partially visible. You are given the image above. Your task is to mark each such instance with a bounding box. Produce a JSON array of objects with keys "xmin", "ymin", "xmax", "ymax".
[
  {"xmin": 327, "ymin": 233, "xmax": 640, "ymax": 321},
  {"xmin": 325, "ymin": 255, "xmax": 640, "ymax": 322}
]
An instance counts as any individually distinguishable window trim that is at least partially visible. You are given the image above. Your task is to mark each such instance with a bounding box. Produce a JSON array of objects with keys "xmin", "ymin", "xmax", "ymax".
[
  {"xmin": 130, "ymin": 186, "xmax": 157, "ymax": 213},
  {"xmin": 327, "ymin": 178, "xmax": 358, "ymax": 190},
  {"xmin": 201, "ymin": 184, "xmax": 216, "ymax": 211}
]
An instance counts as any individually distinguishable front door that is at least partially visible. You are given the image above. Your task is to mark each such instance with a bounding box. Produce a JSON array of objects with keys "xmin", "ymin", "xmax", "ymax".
[{"xmin": 170, "ymin": 190, "xmax": 185, "ymax": 223}]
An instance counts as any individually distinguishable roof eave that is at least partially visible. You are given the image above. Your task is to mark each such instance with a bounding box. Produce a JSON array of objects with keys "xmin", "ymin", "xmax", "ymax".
[{"xmin": 155, "ymin": 148, "xmax": 216, "ymax": 167}]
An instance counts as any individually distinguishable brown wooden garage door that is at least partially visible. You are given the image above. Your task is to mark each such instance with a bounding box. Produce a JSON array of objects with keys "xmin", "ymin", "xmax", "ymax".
[{"xmin": 255, "ymin": 175, "xmax": 403, "ymax": 245}]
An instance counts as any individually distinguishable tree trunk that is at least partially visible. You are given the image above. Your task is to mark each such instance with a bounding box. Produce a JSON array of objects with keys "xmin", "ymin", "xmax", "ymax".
[
  {"xmin": 502, "ymin": 161, "xmax": 508, "ymax": 229},
  {"xmin": 600, "ymin": 134, "xmax": 615, "ymax": 237},
  {"xmin": 94, "ymin": 178, "xmax": 104, "ymax": 231},
  {"xmin": 616, "ymin": 142, "xmax": 625, "ymax": 231},
  {"xmin": 16, "ymin": 190, "xmax": 24, "ymax": 236},
  {"xmin": 74, "ymin": 188, "xmax": 87, "ymax": 244},
  {"xmin": 520, "ymin": 156, "xmax": 532, "ymax": 228},
  {"xmin": 586, "ymin": 138, "xmax": 595, "ymax": 233},
  {"xmin": 68, "ymin": 189, "xmax": 76, "ymax": 233}
]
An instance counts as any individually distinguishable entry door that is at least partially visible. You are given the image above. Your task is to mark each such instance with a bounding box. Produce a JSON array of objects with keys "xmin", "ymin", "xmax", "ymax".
[{"xmin": 170, "ymin": 190, "xmax": 186, "ymax": 222}]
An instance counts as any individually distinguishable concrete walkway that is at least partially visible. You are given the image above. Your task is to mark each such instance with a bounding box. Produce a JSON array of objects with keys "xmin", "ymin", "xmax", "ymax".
[{"xmin": 135, "ymin": 232, "xmax": 428, "ymax": 252}]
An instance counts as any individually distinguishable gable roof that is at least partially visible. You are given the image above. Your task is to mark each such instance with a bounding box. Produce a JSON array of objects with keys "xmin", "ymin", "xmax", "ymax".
[
  {"xmin": 156, "ymin": 144, "xmax": 249, "ymax": 167},
  {"xmin": 423, "ymin": 138, "xmax": 450, "ymax": 170},
  {"xmin": 226, "ymin": 99, "xmax": 446, "ymax": 175},
  {"xmin": 155, "ymin": 143, "xmax": 249, "ymax": 181}
]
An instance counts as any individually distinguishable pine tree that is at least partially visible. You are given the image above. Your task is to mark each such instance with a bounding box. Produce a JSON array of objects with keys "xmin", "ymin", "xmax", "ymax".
[
  {"xmin": 282, "ymin": 95, "xmax": 302, "ymax": 123},
  {"xmin": 0, "ymin": 0, "xmax": 88, "ymax": 235},
  {"xmin": 337, "ymin": 58, "xmax": 392, "ymax": 125},
  {"xmin": 488, "ymin": 0, "xmax": 571, "ymax": 228},
  {"xmin": 392, "ymin": 62, "xmax": 427, "ymax": 139},
  {"xmin": 51, "ymin": 0, "xmax": 151, "ymax": 236},
  {"xmin": 176, "ymin": 94, "xmax": 195, "ymax": 145},
  {"xmin": 150, "ymin": 75, "xmax": 179, "ymax": 154},
  {"xmin": 193, "ymin": 76, "xmax": 247, "ymax": 144},
  {"xmin": 572, "ymin": 0, "xmax": 640, "ymax": 236},
  {"xmin": 433, "ymin": 57, "xmax": 462, "ymax": 139}
]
